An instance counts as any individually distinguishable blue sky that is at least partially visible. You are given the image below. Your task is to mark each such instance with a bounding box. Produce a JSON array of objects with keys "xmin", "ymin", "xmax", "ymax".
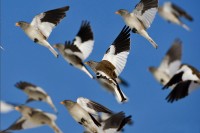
[{"xmin": 1, "ymin": 0, "xmax": 200, "ymax": 133}]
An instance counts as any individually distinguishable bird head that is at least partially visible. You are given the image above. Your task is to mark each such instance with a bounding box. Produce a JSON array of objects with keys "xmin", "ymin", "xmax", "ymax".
[
  {"xmin": 60, "ymin": 100, "xmax": 75, "ymax": 109},
  {"xmin": 15, "ymin": 21, "xmax": 29, "ymax": 29},
  {"xmin": 53, "ymin": 44, "xmax": 65, "ymax": 51},
  {"xmin": 115, "ymin": 9, "xmax": 129, "ymax": 16},
  {"xmin": 84, "ymin": 60, "xmax": 98, "ymax": 72},
  {"xmin": 15, "ymin": 105, "xmax": 29, "ymax": 112},
  {"xmin": 148, "ymin": 66, "xmax": 157, "ymax": 74}
]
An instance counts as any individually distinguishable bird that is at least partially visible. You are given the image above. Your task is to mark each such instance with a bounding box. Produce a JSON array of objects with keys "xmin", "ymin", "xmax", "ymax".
[
  {"xmin": 85, "ymin": 26, "xmax": 131, "ymax": 103},
  {"xmin": 158, "ymin": 2, "xmax": 193, "ymax": 31},
  {"xmin": 53, "ymin": 21, "xmax": 94, "ymax": 79},
  {"xmin": 77, "ymin": 97, "xmax": 132, "ymax": 133},
  {"xmin": 0, "ymin": 101, "xmax": 17, "ymax": 113},
  {"xmin": 61, "ymin": 97, "xmax": 131, "ymax": 133},
  {"xmin": 115, "ymin": 0, "xmax": 158, "ymax": 48},
  {"xmin": 15, "ymin": 6, "xmax": 70, "ymax": 58},
  {"xmin": 149, "ymin": 39, "xmax": 182, "ymax": 86},
  {"xmin": 15, "ymin": 81, "xmax": 58, "ymax": 113},
  {"xmin": 61, "ymin": 99, "xmax": 103, "ymax": 133},
  {"xmin": 3, "ymin": 105, "xmax": 62, "ymax": 133},
  {"xmin": 162, "ymin": 64, "xmax": 200, "ymax": 103}
]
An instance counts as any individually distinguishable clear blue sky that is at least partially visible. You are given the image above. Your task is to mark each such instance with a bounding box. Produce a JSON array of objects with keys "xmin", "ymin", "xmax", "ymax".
[{"xmin": 1, "ymin": 0, "xmax": 200, "ymax": 133}]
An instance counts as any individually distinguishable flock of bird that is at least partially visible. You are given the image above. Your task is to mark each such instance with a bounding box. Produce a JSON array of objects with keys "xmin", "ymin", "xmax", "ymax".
[{"xmin": 1, "ymin": 0, "xmax": 199, "ymax": 133}]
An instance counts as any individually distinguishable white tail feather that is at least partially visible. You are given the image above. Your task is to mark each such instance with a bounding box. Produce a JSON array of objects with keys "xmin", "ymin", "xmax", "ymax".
[
  {"xmin": 140, "ymin": 30, "xmax": 158, "ymax": 49},
  {"xmin": 50, "ymin": 122, "xmax": 63, "ymax": 133},
  {"xmin": 113, "ymin": 84, "xmax": 128, "ymax": 103},
  {"xmin": 81, "ymin": 66, "xmax": 94, "ymax": 79},
  {"xmin": 43, "ymin": 40, "xmax": 58, "ymax": 58},
  {"xmin": 46, "ymin": 96, "xmax": 58, "ymax": 113},
  {"xmin": 48, "ymin": 45, "xmax": 59, "ymax": 58}
]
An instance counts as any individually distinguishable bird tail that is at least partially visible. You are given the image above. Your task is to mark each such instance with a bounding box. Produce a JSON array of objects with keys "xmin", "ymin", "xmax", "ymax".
[
  {"xmin": 181, "ymin": 23, "xmax": 191, "ymax": 31},
  {"xmin": 48, "ymin": 45, "xmax": 59, "ymax": 58},
  {"xmin": 81, "ymin": 65, "xmax": 94, "ymax": 79},
  {"xmin": 140, "ymin": 30, "xmax": 158, "ymax": 49},
  {"xmin": 43, "ymin": 40, "xmax": 59, "ymax": 58},
  {"xmin": 113, "ymin": 81, "xmax": 128, "ymax": 103},
  {"xmin": 46, "ymin": 96, "xmax": 58, "ymax": 114},
  {"xmin": 50, "ymin": 122, "xmax": 63, "ymax": 133},
  {"xmin": 116, "ymin": 77, "xmax": 129, "ymax": 87}
]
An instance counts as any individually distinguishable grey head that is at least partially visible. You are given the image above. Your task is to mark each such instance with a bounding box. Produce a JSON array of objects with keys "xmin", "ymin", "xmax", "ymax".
[
  {"xmin": 60, "ymin": 100, "xmax": 76, "ymax": 109},
  {"xmin": 115, "ymin": 9, "xmax": 129, "ymax": 17},
  {"xmin": 15, "ymin": 105, "xmax": 32, "ymax": 114},
  {"xmin": 148, "ymin": 66, "xmax": 157, "ymax": 74},
  {"xmin": 53, "ymin": 43, "xmax": 65, "ymax": 51},
  {"xmin": 15, "ymin": 21, "xmax": 29, "ymax": 30},
  {"xmin": 84, "ymin": 60, "xmax": 98, "ymax": 72}
]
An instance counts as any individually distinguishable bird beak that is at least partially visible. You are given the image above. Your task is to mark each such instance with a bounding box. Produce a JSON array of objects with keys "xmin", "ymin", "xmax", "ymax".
[
  {"xmin": 115, "ymin": 11, "xmax": 119, "ymax": 15},
  {"xmin": 84, "ymin": 62, "xmax": 88, "ymax": 65},
  {"xmin": 53, "ymin": 45, "xmax": 56, "ymax": 48},
  {"xmin": 15, "ymin": 22, "xmax": 20, "ymax": 27},
  {"xmin": 15, "ymin": 106, "xmax": 20, "ymax": 111},
  {"xmin": 60, "ymin": 101, "xmax": 64, "ymax": 105}
]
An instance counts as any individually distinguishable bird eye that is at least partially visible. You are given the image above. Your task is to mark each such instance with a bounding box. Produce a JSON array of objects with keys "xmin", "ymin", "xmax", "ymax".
[{"xmin": 160, "ymin": 79, "xmax": 164, "ymax": 83}]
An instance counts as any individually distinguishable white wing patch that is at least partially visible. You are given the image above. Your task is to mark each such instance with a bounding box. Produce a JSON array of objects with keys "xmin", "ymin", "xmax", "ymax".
[
  {"xmin": 74, "ymin": 36, "xmax": 94, "ymax": 61},
  {"xmin": 30, "ymin": 13, "xmax": 55, "ymax": 39},
  {"xmin": 134, "ymin": 8, "xmax": 157, "ymax": 29},
  {"xmin": 44, "ymin": 112, "xmax": 57, "ymax": 121},
  {"xmin": 77, "ymin": 97, "xmax": 98, "ymax": 115},
  {"xmin": 177, "ymin": 65, "xmax": 199, "ymax": 81},
  {"xmin": 167, "ymin": 60, "xmax": 181, "ymax": 77},
  {"xmin": 26, "ymin": 86, "xmax": 47, "ymax": 95},
  {"xmin": 103, "ymin": 45, "xmax": 129, "ymax": 76},
  {"xmin": 19, "ymin": 117, "xmax": 42, "ymax": 129}
]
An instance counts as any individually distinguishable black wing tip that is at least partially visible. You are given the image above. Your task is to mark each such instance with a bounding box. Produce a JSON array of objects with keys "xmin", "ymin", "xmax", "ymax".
[
  {"xmin": 53, "ymin": 5, "xmax": 70, "ymax": 12},
  {"xmin": 76, "ymin": 20, "xmax": 93, "ymax": 42},
  {"xmin": 15, "ymin": 81, "xmax": 31, "ymax": 89},
  {"xmin": 117, "ymin": 113, "xmax": 132, "ymax": 131},
  {"xmin": 173, "ymin": 38, "xmax": 182, "ymax": 46},
  {"xmin": 81, "ymin": 20, "xmax": 90, "ymax": 27},
  {"xmin": 112, "ymin": 25, "xmax": 131, "ymax": 54},
  {"xmin": 65, "ymin": 41, "xmax": 71, "ymax": 45}
]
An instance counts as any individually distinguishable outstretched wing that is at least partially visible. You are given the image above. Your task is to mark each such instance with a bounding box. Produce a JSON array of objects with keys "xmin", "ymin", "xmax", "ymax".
[
  {"xmin": 102, "ymin": 26, "xmax": 131, "ymax": 76},
  {"xmin": 4, "ymin": 117, "xmax": 42, "ymax": 131},
  {"xmin": 165, "ymin": 2, "xmax": 193, "ymax": 21},
  {"xmin": 77, "ymin": 97, "xmax": 113, "ymax": 115},
  {"xmin": 73, "ymin": 21, "xmax": 94, "ymax": 61},
  {"xmin": 159, "ymin": 39, "xmax": 182, "ymax": 77},
  {"xmin": 30, "ymin": 6, "xmax": 69, "ymax": 39},
  {"xmin": 133, "ymin": 0, "xmax": 158, "ymax": 29}
]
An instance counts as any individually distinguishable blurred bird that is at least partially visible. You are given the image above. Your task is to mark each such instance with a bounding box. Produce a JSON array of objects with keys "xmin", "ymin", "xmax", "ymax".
[
  {"xmin": 78, "ymin": 97, "xmax": 132, "ymax": 133},
  {"xmin": 149, "ymin": 39, "xmax": 182, "ymax": 86},
  {"xmin": 54, "ymin": 21, "xmax": 94, "ymax": 79},
  {"xmin": 0, "ymin": 45, "xmax": 4, "ymax": 50},
  {"xmin": 61, "ymin": 99, "xmax": 102, "ymax": 133},
  {"xmin": 15, "ymin": 81, "xmax": 57, "ymax": 113},
  {"xmin": 0, "ymin": 101, "xmax": 17, "ymax": 113},
  {"xmin": 85, "ymin": 26, "xmax": 131, "ymax": 103},
  {"xmin": 3, "ymin": 105, "xmax": 62, "ymax": 133},
  {"xmin": 61, "ymin": 97, "xmax": 131, "ymax": 133},
  {"xmin": 116, "ymin": 0, "xmax": 158, "ymax": 48},
  {"xmin": 163, "ymin": 64, "xmax": 200, "ymax": 103},
  {"xmin": 15, "ymin": 6, "xmax": 70, "ymax": 57},
  {"xmin": 158, "ymin": 2, "xmax": 193, "ymax": 31}
]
